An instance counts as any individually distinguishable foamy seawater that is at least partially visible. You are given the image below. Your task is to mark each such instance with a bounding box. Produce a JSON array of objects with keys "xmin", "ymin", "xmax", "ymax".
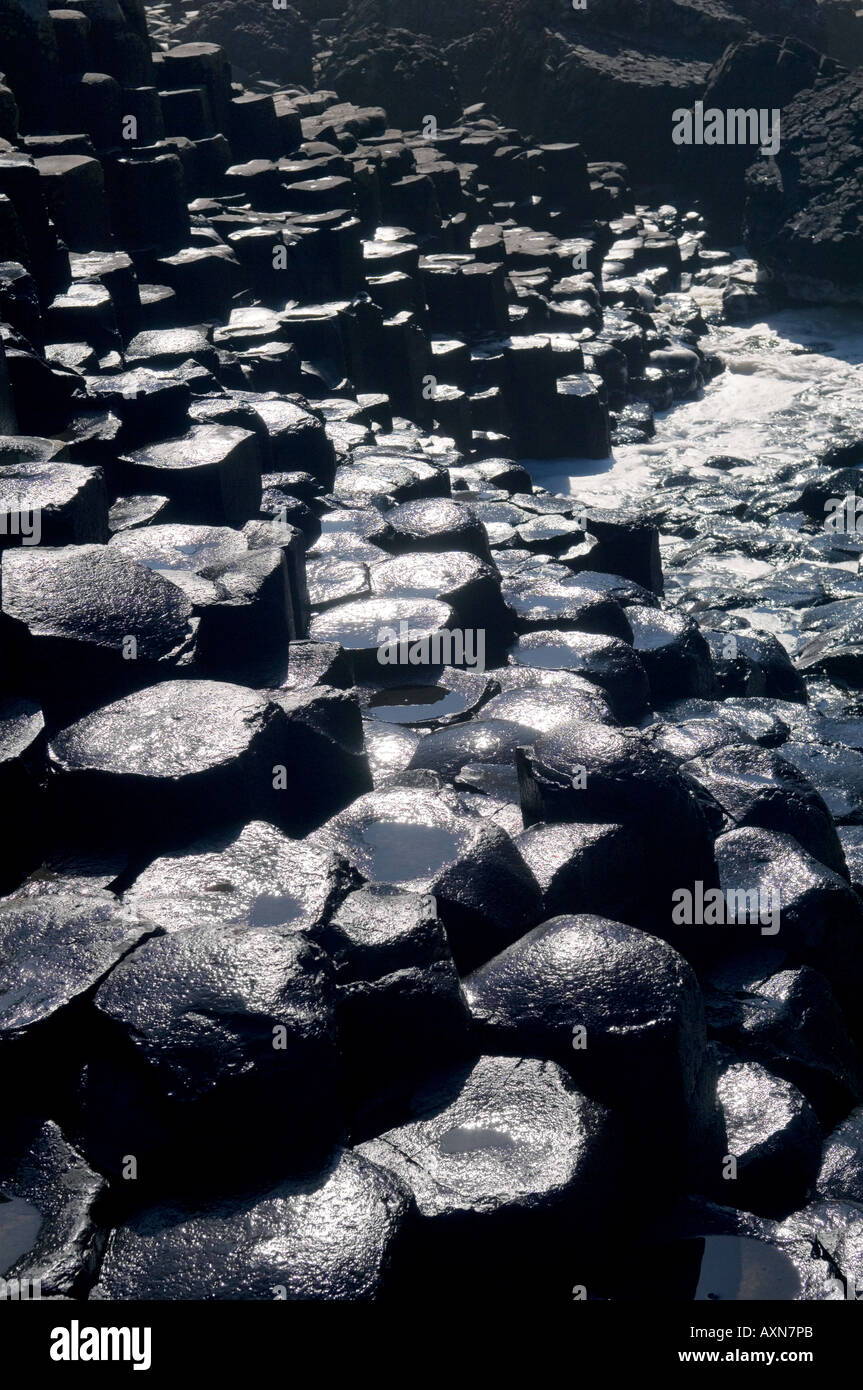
[{"xmin": 524, "ymin": 308, "xmax": 863, "ymax": 508}]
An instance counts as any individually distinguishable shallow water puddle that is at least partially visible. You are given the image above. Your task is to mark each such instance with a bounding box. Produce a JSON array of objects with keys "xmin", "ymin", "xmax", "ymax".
[
  {"xmin": 693, "ymin": 1235, "xmax": 801, "ymax": 1301},
  {"xmin": 361, "ymin": 820, "xmax": 462, "ymax": 882},
  {"xmin": 438, "ymin": 1123, "xmax": 516, "ymax": 1155},
  {"xmin": 0, "ymin": 1194, "xmax": 43, "ymax": 1272},
  {"xmin": 367, "ymin": 685, "xmax": 470, "ymax": 724}
]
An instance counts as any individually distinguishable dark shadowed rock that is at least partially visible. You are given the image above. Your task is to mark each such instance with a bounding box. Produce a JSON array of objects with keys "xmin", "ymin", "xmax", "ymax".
[
  {"xmin": 0, "ymin": 693, "xmax": 45, "ymax": 892},
  {"xmin": 706, "ymin": 629, "xmax": 807, "ymax": 702},
  {"xmin": 82, "ymin": 923, "xmax": 341, "ymax": 1185},
  {"xmin": 321, "ymin": 26, "xmax": 461, "ymax": 130},
  {"xmin": 704, "ymin": 953, "xmax": 861, "ymax": 1127},
  {"xmin": 266, "ymin": 685, "xmax": 373, "ymax": 831},
  {"xmin": 745, "ymin": 67, "xmax": 863, "ymax": 286},
  {"xmin": 687, "ymin": 36, "xmax": 838, "ymax": 236},
  {"xmin": 321, "ymin": 884, "xmax": 470, "ymax": 1122},
  {"xmin": 194, "ymin": 546, "xmax": 298, "ymax": 683},
  {"xmin": 178, "ymin": 0, "xmax": 314, "ymax": 86},
  {"xmin": 714, "ymin": 827, "xmax": 863, "ymax": 1008},
  {"xmin": 117, "ymin": 424, "xmax": 262, "ymax": 528},
  {"xmin": 516, "ymin": 721, "xmax": 718, "ymax": 936}
]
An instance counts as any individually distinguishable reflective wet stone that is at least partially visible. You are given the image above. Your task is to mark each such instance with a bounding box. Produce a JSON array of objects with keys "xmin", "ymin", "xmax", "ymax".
[
  {"xmin": 0, "ymin": 895, "xmax": 155, "ymax": 1045},
  {"xmin": 358, "ymin": 665, "xmax": 493, "ymax": 728},
  {"xmin": 0, "ymin": 1119, "xmax": 107, "ymax": 1297},
  {"xmin": 91, "ymin": 1150, "xmax": 410, "ymax": 1299},
  {"xmin": 626, "ymin": 605, "xmax": 715, "ymax": 705},
  {"xmin": 503, "ymin": 577, "xmax": 633, "ymax": 643},
  {"xmin": 687, "ymin": 744, "xmax": 849, "ymax": 879},
  {"xmin": 517, "ymin": 721, "xmax": 718, "ymax": 936},
  {"xmin": 369, "ymin": 549, "xmax": 512, "ymax": 644},
  {"xmin": 645, "ymin": 716, "xmax": 757, "ymax": 763},
  {"xmin": 313, "ymin": 784, "xmax": 542, "ymax": 969},
  {"xmin": 408, "ymin": 718, "xmax": 537, "ymax": 782},
  {"xmin": 108, "ymin": 522, "xmax": 248, "ymax": 573},
  {"xmin": 817, "ymin": 1106, "xmax": 863, "ymax": 1204},
  {"xmin": 358, "ymin": 1054, "xmax": 616, "ymax": 1293},
  {"xmin": 124, "ymin": 820, "xmax": 356, "ymax": 937},
  {"xmin": 509, "ymin": 630, "xmax": 650, "ymax": 724},
  {"xmin": 482, "ymin": 677, "xmax": 616, "ymax": 731},
  {"xmin": 715, "ymin": 827, "xmax": 863, "ymax": 1005},
  {"xmin": 309, "ymin": 596, "xmax": 455, "ymax": 681},
  {"xmin": 778, "ymin": 741, "xmax": 863, "ymax": 826},
  {"xmin": 362, "ymin": 719, "xmax": 421, "ymax": 785},
  {"xmin": 376, "ymin": 498, "xmax": 493, "ymax": 563},
  {"xmin": 47, "ymin": 680, "xmax": 285, "ymax": 851},
  {"xmin": 464, "ymin": 914, "xmax": 708, "ymax": 1160},
  {"xmin": 704, "ymin": 953, "xmax": 861, "ymax": 1127},
  {"xmin": 321, "ymin": 885, "xmax": 470, "ymax": 1121},
  {"xmin": 714, "ymin": 1054, "xmax": 822, "ymax": 1218},
  {"xmin": 0, "ymin": 461, "xmax": 108, "ymax": 548},
  {"xmin": 1, "ymin": 544, "xmax": 198, "ymax": 713},
  {"xmin": 117, "ymin": 424, "xmax": 262, "ymax": 527}
]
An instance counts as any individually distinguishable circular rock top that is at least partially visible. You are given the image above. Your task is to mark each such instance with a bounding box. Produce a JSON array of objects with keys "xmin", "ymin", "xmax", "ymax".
[
  {"xmin": 49, "ymin": 680, "xmax": 272, "ymax": 779},
  {"xmin": 359, "ymin": 1053, "xmax": 609, "ymax": 1220}
]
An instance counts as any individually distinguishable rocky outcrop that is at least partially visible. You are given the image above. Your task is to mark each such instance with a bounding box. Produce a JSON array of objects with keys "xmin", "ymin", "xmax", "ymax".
[
  {"xmin": 319, "ymin": 27, "xmax": 462, "ymax": 131},
  {"xmin": 176, "ymin": 0, "xmax": 315, "ymax": 86},
  {"xmin": 745, "ymin": 67, "xmax": 863, "ymax": 287},
  {"xmin": 485, "ymin": 22, "xmax": 709, "ymax": 182},
  {"xmin": 0, "ymin": 0, "xmax": 62, "ymax": 131},
  {"xmin": 0, "ymin": 0, "xmax": 862, "ymax": 1311},
  {"xmin": 678, "ymin": 35, "xmax": 843, "ymax": 237}
]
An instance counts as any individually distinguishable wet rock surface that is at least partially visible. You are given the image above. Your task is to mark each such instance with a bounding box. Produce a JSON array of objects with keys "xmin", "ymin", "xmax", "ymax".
[
  {"xmin": 358, "ymin": 1052, "xmax": 618, "ymax": 1293},
  {"xmin": 0, "ymin": 0, "xmax": 861, "ymax": 1309},
  {"xmin": 91, "ymin": 1148, "xmax": 411, "ymax": 1299}
]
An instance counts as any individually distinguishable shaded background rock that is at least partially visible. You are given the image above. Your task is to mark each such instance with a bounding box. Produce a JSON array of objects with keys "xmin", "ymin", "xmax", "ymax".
[
  {"xmin": 320, "ymin": 26, "xmax": 462, "ymax": 132},
  {"xmin": 176, "ymin": 0, "xmax": 314, "ymax": 86},
  {"xmin": 745, "ymin": 66, "xmax": 863, "ymax": 286}
]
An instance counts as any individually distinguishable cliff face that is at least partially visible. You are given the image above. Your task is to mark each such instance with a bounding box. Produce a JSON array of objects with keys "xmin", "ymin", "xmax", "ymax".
[
  {"xmin": 175, "ymin": 0, "xmax": 315, "ymax": 86},
  {"xmin": 302, "ymin": 0, "xmax": 863, "ymax": 182},
  {"xmin": 745, "ymin": 66, "xmax": 863, "ymax": 285}
]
